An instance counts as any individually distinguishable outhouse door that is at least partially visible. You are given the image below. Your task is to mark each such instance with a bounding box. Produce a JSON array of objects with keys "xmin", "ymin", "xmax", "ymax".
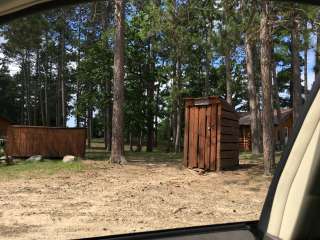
[{"xmin": 184, "ymin": 100, "xmax": 218, "ymax": 171}]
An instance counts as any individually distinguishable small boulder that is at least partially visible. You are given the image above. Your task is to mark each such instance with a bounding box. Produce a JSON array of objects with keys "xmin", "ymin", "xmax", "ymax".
[
  {"xmin": 63, "ymin": 155, "xmax": 76, "ymax": 163},
  {"xmin": 0, "ymin": 156, "xmax": 6, "ymax": 160},
  {"xmin": 26, "ymin": 155, "xmax": 43, "ymax": 162}
]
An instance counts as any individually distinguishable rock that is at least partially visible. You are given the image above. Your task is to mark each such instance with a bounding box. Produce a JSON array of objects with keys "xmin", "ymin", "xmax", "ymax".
[
  {"xmin": 63, "ymin": 155, "xmax": 76, "ymax": 163},
  {"xmin": 0, "ymin": 156, "xmax": 6, "ymax": 160},
  {"xmin": 26, "ymin": 155, "xmax": 42, "ymax": 162}
]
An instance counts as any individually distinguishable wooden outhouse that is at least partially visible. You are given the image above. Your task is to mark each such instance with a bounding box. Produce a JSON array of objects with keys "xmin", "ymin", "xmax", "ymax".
[{"xmin": 184, "ymin": 97, "xmax": 239, "ymax": 171}]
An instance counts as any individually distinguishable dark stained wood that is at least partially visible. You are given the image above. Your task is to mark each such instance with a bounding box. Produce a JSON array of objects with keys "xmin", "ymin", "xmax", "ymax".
[
  {"xmin": 210, "ymin": 104, "xmax": 217, "ymax": 170},
  {"xmin": 220, "ymin": 100, "xmax": 236, "ymax": 113},
  {"xmin": 216, "ymin": 104, "xmax": 222, "ymax": 171},
  {"xmin": 220, "ymin": 151, "xmax": 239, "ymax": 159},
  {"xmin": 192, "ymin": 107, "xmax": 199, "ymax": 168},
  {"xmin": 188, "ymin": 107, "xmax": 198, "ymax": 168},
  {"xmin": 198, "ymin": 107, "xmax": 206, "ymax": 169},
  {"xmin": 220, "ymin": 119, "xmax": 238, "ymax": 127},
  {"xmin": 221, "ymin": 126, "xmax": 238, "ymax": 135},
  {"xmin": 222, "ymin": 111, "xmax": 239, "ymax": 121},
  {"xmin": 5, "ymin": 126, "xmax": 86, "ymax": 158},
  {"xmin": 187, "ymin": 107, "xmax": 195, "ymax": 168},
  {"xmin": 0, "ymin": 117, "xmax": 11, "ymax": 138},
  {"xmin": 204, "ymin": 106, "xmax": 211, "ymax": 169},
  {"xmin": 183, "ymin": 107, "xmax": 190, "ymax": 167},
  {"xmin": 220, "ymin": 143, "xmax": 239, "ymax": 151},
  {"xmin": 220, "ymin": 134, "xmax": 239, "ymax": 143}
]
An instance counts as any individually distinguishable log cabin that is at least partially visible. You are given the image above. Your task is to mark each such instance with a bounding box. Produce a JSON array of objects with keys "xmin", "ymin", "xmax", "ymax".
[{"xmin": 239, "ymin": 109, "xmax": 293, "ymax": 151}]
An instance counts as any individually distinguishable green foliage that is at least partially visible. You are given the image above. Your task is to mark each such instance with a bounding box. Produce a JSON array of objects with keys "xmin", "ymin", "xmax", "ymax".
[{"xmin": 0, "ymin": 0, "xmax": 319, "ymax": 148}]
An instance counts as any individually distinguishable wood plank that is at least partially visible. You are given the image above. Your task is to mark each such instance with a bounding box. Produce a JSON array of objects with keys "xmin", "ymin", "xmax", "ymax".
[
  {"xmin": 220, "ymin": 134, "xmax": 239, "ymax": 143},
  {"xmin": 216, "ymin": 103, "xmax": 222, "ymax": 171},
  {"xmin": 220, "ymin": 158, "xmax": 239, "ymax": 169},
  {"xmin": 220, "ymin": 151, "xmax": 239, "ymax": 159},
  {"xmin": 193, "ymin": 107, "xmax": 199, "ymax": 168},
  {"xmin": 204, "ymin": 106, "xmax": 211, "ymax": 170},
  {"xmin": 220, "ymin": 100, "xmax": 235, "ymax": 112},
  {"xmin": 220, "ymin": 119, "xmax": 239, "ymax": 127},
  {"xmin": 221, "ymin": 126, "xmax": 239, "ymax": 136},
  {"xmin": 183, "ymin": 107, "xmax": 190, "ymax": 167},
  {"xmin": 220, "ymin": 143, "xmax": 239, "ymax": 151},
  {"xmin": 198, "ymin": 107, "xmax": 206, "ymax": 169},
  {"xmin": 188, "ymin": 107, "xmax": 195, "ymax": 168},
  {"xmin": 210, "ymin": 104, "xmax": 217, "ymax": 170},
  {"xmin": 222, "ymin": 111, "xmax": 239, "ymax": 121},
  {"xmin": 188, "ymin": 107, "xmax": 198, "ymax": 168}
]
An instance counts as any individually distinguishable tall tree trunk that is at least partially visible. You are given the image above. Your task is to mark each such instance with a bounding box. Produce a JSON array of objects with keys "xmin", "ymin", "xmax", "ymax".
[
  {"xmin": 245, "ymin": 36, "xmax": 260, "ymax": 155},
  {"xmin": 154, "ymin": 84, "xmax": 160, "ymax": 147},
  {"xmin": 105, "ymin": 75, "xmax": 112, "ymax": 151},
  {"xmin": 304, "ymin": 20, "xmax": 309, "ymax": 101},
  {"xmin": 24, "ymin": 51, "xmax": 31, "ymax": 125},
  {"xmin": 315, "ymin": 13, "xmax": 320, "ymax": 84},
  {"xmin": 136, "ymin": 130, "xmax": 142, "ymax": 152},
  {"xmin": 60, "ymin": 31, "xmax": 66, "ymax": 127},
  {"xmin": 174, "ymin": 58, "xmax": 182, "ymax": 153},
  {"xmin": 260, "ymin": 0, "xmax": 275, "ymax": 175},
  {"xmin": 225, "ymin": 49, "xmax": 232, "ymax": 105},
  {"xmin": 37, "ymin": 50, "xmax": 45, "ymax": 126},
  {"xmin": 146, "ymin": 40, "xmax": 155, "ymax": 152},
  {"xmin": 304, "ymin": 44, "xmax": 308, "ymax": 100},
  {"xmin": 204, "ymin": 23, "xmax": 212, "ymax": 97},
  {"xmin": 129, "ymin": 132, "xmax": 133, "ymax": 152},
  {"xmin": 110, "ymin": 0, "xmax": 126, "ymax": 164},
  {"xmin": 291, "ymin": 9, "xmax": 302, "ymax": 125},
  {"xmin": 87, "ymin": 108, "xmax": 92, "ymax": 149},
  {"xmin": 253, "ymin": 47, "xmax": 263, "ymax": 153},
  {"xmin": 272, "ymin": 49, "xmax": 283, "ymax": 149}
]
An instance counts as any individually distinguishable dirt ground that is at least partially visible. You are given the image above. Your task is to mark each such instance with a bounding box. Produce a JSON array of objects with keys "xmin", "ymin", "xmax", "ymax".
[{"xmin": 0, "ymin": 158, "xmax": 271, "ymax": 240}]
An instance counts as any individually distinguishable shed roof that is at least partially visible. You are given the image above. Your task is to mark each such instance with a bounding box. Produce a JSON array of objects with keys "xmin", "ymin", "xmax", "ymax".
[{"xmin": 239, "ymin": 108, "xmax": 292, "ymax": 126}]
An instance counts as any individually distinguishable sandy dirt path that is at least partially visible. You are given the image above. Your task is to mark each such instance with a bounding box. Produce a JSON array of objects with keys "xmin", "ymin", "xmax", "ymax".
[{"xmin": 0, "ymin": 160, "xmax": 271, "ymax": 240}]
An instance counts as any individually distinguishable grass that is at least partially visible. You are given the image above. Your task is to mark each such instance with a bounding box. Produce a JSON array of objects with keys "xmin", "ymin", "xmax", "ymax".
[
  {"xmin": 0, "ymin": 160, "xmax": 85, "ymax": 180},
  {"xmin": 85, "ymin": 148, "xmax": 183, "ymax": 162},
  {"xmin": 85, "ymin": 139, "xmax": 183, "ymax": 162},
  {"xmin": 239, "ymin": 151, "xmax": 282, "ymax": 163},
  {"xmin": 0, "ymin": 138, "xmax": 282, "ymax": 180}
]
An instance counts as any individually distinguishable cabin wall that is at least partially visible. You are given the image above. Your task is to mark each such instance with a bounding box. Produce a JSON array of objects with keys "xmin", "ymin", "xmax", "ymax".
[
  {"xmin": 218, "ymin": 102, "xmax": 239, "ymax": 170},
  {"xmin": 5, "ymin": 126, "xmax": 86, "ymax": 158},
  {"xmin": 239, "ymin": 126, "xmax": 251, "ymax": 151}
]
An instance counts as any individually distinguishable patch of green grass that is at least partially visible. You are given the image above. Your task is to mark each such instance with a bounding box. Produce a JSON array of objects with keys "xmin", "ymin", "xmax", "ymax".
[
  {"xmin": 86, "ymin": 139, "xmax": 183, "ymax": 162},
  {"xmin": 0, "ymin": 160, "xmax": 85, "ymax": 180},
  {"xmin": 240, "ymin": 151, "xmax": 282, "ymax": 163},
  {"xmin": 85, "ymin": 144, "xmax": 182, "ymax": 163}
]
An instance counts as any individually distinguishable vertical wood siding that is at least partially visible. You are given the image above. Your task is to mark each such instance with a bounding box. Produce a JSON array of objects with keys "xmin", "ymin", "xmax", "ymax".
[
  {"xmin": 5, "ymin": 126, "xmax": 86, "ymax": 158},
  {"xmin": 184, "ymin": 97, "xmax": 239, "ymax": 171}
]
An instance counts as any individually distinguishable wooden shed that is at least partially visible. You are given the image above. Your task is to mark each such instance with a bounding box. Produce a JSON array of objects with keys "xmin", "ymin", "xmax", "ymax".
[
  {"xmin": 5, "ymin": 125, "xmax": 86, "ymax": 158},
  {"xmin": 239, "ymin": 108, "xmax": 293, "ymax": 151},
  {"xmin": 0, "ymin": 116, "xmax": 11, "ymax": 138},
  {"xmin": 184, "ymin": 97, "xmax": 239, "ymax": 171}
]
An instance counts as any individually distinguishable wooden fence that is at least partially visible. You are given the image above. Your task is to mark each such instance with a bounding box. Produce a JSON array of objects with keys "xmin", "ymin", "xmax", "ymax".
[{"xmin": 5, "ymin": 125, "xmax": 86, "ymax": 158}]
